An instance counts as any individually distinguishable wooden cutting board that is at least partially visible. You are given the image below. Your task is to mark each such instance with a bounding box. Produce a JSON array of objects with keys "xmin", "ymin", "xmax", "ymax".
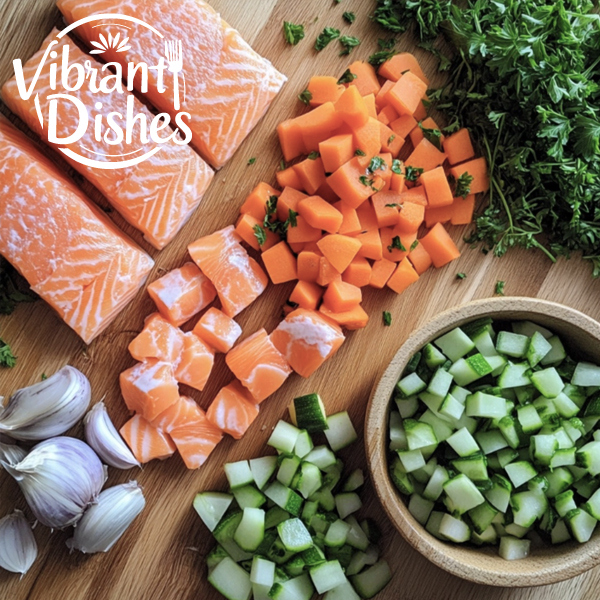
[{"xmin": 1, "ymin": 1, "xmax": 600, "ymax": 599}]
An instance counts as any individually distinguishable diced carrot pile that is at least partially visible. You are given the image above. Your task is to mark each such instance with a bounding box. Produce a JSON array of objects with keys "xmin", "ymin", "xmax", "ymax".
[{"xmin": 118, "ymin": 52, "xmax": 488, "ymax": 470}]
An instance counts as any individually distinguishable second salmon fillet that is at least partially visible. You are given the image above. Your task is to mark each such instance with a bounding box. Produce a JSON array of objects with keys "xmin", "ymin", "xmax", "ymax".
[{"xmin": 57, "ymin": 0, "xmax": 287, "ymax": 168}]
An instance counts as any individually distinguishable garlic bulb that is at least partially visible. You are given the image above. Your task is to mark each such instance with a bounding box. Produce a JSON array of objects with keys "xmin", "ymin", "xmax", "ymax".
[
  {"xmin": 1, "ymin": 437, "xmax": 107, "ymax": 529},
  {"xmin": 67, "ymin": 481, "xmax": 145, "ymax": 554},
  {"xmin": 0, "ymin": 441, "xmax": 27, "ymax": 467},
  {"xmin": 84, "ymin": 402, "xmax": 140, "ymax": 470},
  {"xmin": 0, "ymin": 510, "xmax": 37, "ymax": 575},
  {"xmin": 0, "ymin": 366, "xmax": 91, "ymax": 441}
]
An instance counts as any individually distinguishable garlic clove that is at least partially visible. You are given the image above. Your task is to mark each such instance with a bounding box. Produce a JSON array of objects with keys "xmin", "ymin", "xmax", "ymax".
[
  {"xmin": 0, "ymin": 441, "xmax": 27, "ymax": 467},
  {"xmin": 67, "ymin": 481, "xmax": 145, "ymax": 554},
  {"xmin": 2, "ymin": 437, "xmax": 106, "ymax": 529},
  {"xmin": 0, "ymin": 510, "xmax": 38, "ymax": 575},
  {"xmin": 84, "ymin": 402, "xmax": 140, "ymax": 470},
  {"xmin": 0, "ymin": 366, "xmax": 91, "ymax": 441}
]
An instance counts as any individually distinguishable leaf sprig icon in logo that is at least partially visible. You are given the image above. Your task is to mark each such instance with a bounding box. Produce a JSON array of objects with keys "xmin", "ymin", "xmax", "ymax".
[{"xmin": 90, "ymin": 32, "xmax": 131, "ymax": 54}]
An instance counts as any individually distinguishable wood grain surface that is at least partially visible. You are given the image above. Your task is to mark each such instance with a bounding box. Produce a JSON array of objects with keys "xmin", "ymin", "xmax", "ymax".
[{"xmin": 1, "ymin": 1, "xmax": 600, "ymax": 599}]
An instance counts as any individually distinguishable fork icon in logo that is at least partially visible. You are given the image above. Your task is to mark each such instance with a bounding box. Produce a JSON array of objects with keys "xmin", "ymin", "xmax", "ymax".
[{"xmin": 165, "ymin": 40, "xmax": 183, "ymax": 110}]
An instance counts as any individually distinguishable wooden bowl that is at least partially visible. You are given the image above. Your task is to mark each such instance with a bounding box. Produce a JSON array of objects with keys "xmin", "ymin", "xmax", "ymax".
[{"xmin": 365, "ymin": 297, "xmax": 600, "ymax": 587}]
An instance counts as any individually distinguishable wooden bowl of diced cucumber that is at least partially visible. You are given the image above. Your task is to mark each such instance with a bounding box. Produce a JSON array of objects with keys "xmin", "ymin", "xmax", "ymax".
[{"xmin": 365, "ymin": 297, "xmax": 600, "ymax": 587}]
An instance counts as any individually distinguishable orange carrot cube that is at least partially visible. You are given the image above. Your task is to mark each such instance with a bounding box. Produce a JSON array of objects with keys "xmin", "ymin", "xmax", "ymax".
[
  {"xmin": 396, "ymin": 201, "xmax": 425, "ymax": 234},
  {"xmin": 317, "ymin": 234, "xmax": 362, "ymax": 273},
  {"xmin": 342, "ymin": 256, "xmax": 372, "ymax": 287},
  {"xmin": 372, "ymin": 191, "xmax": 402, "ymax": 228},
  {"xmin": 387, "ymin": 258, "xmax": 420, "ymax": 294},
  {"xmin": 324, "ymin": 280, "xmax": 362, "ymax": 312},
  {"xmin": 420, "ymin": 166, "xmax": 453, "ymax": 208},
  {"xmin": 277, "ymin": 187, "xmax": 307, "ymax": 222},
  {"xmin": 379, "ymin": 53, "xmax": 430, "ymax": 85},
  {"xmin": 262, "ymin": 241, "xmax": 298, "ymax": 284},
  {"xmin": 298, "ymin": 195, "xmax": 344, "ymax": 234},
  {"xmin": 449, "ymin": 157, "xmax": 489, "ymax": 195},
  {"xmin": 407, "ymin": 241, "xmax": 432, "ymax": 275},
  {"xmin": 319, "ymin": 303, "xmax": 369, "ymax": 330},
  {"xmin": 307, "ymin": 76, "xmax": 345, "ymax": 106},
  {"xmin": 297, "ymin": 250, "xmax": 322, "ymax": 282},
  {"xmin": 289, "ymin": 280, "xmax": 324, "ymax": 310},
  {"xmin": 294, "ymin": 156, "xmax": 327, "ymax": 195},
  {"xmin": 240, "ymin": 182, "xmax": 280, "ymax": 221},
  {"xmin": 347, "ymin": 61, "xmax": 381, "ymax": 96},
  {"xmin": 235, "ymin": 213, "xmax": 279, "ymax": 251},
  {"xmin": 319, "ymin": 134, "xmax": 355, "ymax": 173},
  {"xmin": 406, "ymin": 138, "xmax": 447, "ymax": 172},
  {"xmin": 450, "ymin": 195, "xmax": 476, "ymax": 225},
  {"xmin": 419, "ymin": 222, "xmax": 461, "ymax": 267},
  {"xmin": 356, "ymin": 228, "xmax": 383, "ymax": 261},
  {"xmin": 443, "ymin": 128, "xmax": 475, "ymax": 166},
  {"xmin": 369, "ymin": 258, "xmax": 397, "ymax": 289},
  {"xmin": 387, "ymin": 72, "xmax": 428, "ymax": 116}
]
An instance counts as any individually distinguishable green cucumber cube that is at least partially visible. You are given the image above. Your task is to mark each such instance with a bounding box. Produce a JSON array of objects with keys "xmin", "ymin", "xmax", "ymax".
[
  {"xmin": 466, "ymin": 392, "xmax": 507, "ymax": 419},
  {"xmin": 443, "ymin": 474, "xmax": 485, "ymax": 513},
  {"xmin": 531, "ymin": 367, "xmax": 565, "ymax": 398},
  {"xmin": 526, "ymin": 331, "xmax": 553, "ymax": 367},
  {"xmin": 540, "ymin": 335, "xmax": 567, "ymax": 366},
  {"xmin": 324, "ymin": 412, "xmax": 358, "ymax": 452},
  {"xmin": 408, "ymin": 493, "xmax": 435, "ymax": 525},
  {"xmin": 496, "ymin": 331, "xmax": 529, "ymax": 358},
  {"xmin": 498, "ymin": 536, "xmax": 530, "ymax": 560},
  {"xmin": 446, "ymin": 427, "xmax": 479, "ymax": 457},
  {"xmin": 208, "ymin": 557, "xmax": 252, "ymax": 600},
  {"xmin": 505, "ymin": 461, "xmax": 537, "ymax": 488},
  {"xmin": 277, "ymin": 518, "xmax": 313, "ymax": 552},
  {"xmin": 423, "ymin": 343, "xmax": 447, "ymax": 369},
  {"xmin": 573, "ymin": 362, "xmax": 600, "ymax": 387},
  {"xmin": 439, "ymin": 514, "xmax": 470, "ymax": 542},
  {"xmin": 193, "ymin": 491, "xmax": 233, "ymax": 532},
  {"xmin": 396, "ymin": 372, "xmax": 427, "ymax": 398}
]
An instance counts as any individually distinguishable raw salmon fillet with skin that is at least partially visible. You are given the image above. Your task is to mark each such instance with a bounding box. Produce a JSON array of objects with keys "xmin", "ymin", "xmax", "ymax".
[
  {"xmin": 1, "ymin": 30, "xmax": 214, "ymax": 250},
  {"xmin": 188, "ymin": 226, "xmax": 268, "ymax": 318},
  {"xmin": 206, "ymin": 380, "xmax": 259, "ymax": 439},
  {"xmin": 57, "ymin": 0, "xmax": 287, "ymax": 168},
  {"xmin": 271, "ymin": 308, "xmax": 345, "ymax": 378},
  {"xmin": 225, "ymin": 329, "xmax": 292, "ymax": 402},
  {"xmin": 147, "ymin": 261, "xmax": 216, "ymax": 326},
  {"xmin": 120, "ymin": 413, "xmax": 176, "ymax": 463},
  {"xmin": 0, "ymin": 117, "xmax": 153, "ymax": 344}
]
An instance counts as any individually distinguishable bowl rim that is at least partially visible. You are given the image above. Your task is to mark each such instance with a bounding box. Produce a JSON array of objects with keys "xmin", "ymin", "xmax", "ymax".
[{"xmin": 365, "ymin": 296, "xmax": 600, "ymax": 587}]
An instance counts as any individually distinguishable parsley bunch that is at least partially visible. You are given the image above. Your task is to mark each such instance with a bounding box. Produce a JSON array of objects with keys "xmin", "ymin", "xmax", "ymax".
[{"xmin": 374, "ymin": 0, "xmax": 600, "ymax": 276}]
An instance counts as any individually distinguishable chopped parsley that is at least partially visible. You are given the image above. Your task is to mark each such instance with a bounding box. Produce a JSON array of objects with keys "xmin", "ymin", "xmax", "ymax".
[
  {"xmin": 307, "ymin": 151, "xmax": 320, "ymax": 160},
  {"xmin": 418, "ymin": 122, "xmax": 443, "ymax": 150},
  {"xmin": 387, "ymin": 134, "xmax": 396, "ymax": 146},
  {"xmin": 387, "ymin": 236, "xmax": 406, "ymax": 253},
  {"xmin": 283, "ymin": 22, "xmax": 305, "ymax": 45},
  {"xmin": 355, "ymin": 149, "xmax": 366, "ymax": 157},
  {"xmin": 385, "ymin": 203, "xmax": 400, "ymax": 208},
  {"xmin": 280, "ymin": 160, "xmax": 286, "ymax": 171},
  {"xmin": 263, "ymin": 195, "xmax": 279, "ymax": 231},
  {"xmin": 337, "ymin": 69, "xmax": 357, "ymax": 85},
  {"xmin": 410, "ymin": 239, "xmax": 419, "ymax": 251},
  {"xmin": 495, "ymin": 280, "xmax": 506, "ymax": 296},
  {"xmin": 453, "ymin": 172, "xmax": 474, "ymax": 199},
  {"xmin": 0, "ymin": 257, "xmax": 37, "ymax": 315},
  {"xmin": 368, "ymin": 156, "xmax": 387, "ymax": 173},
  {"xmin": 41, "ymin": 373, "xmax": 47, "ymax": 380},
  {"xmin": 315, "ymin": 27, "xmax": 340, "ymax": 51},
  {"xmin": 359, "ymin": 175, "xmax": 373, "ymax": 187},
  {"xmin": 287, "ymin": 210, "xmax": 298, "ymax": 228},
  {"xmin": 404, "ymin": 166, "xmax": 423, "ymax": 183},
  {"xmin": 343, "ymin": 11, "xmax": 355, "ymax": 24},
  {"xmin": 456, "ymin": 272, "xmax": 467, "ymax": 280},
  {"xmin": 253, "ymin": 224, "xmax": 267, "ymax": 246},
  {"xmin": 0, "ymin": 337, "xmax": 16, "ymax": 368},
  {"xmin": 391, "ymin": 159, "xmax": 403, "ymax": 175},
  {"xmin": 368, "ymin": 38, "xmax": 397, "ymax": 67},
  {"xmin": 298, "ymin": 89, "xmax": 312, "ymax": 105},
  {"xmin": 339, "ymin": 35, "xmax": 360, "ymax": 56},
  {"xmin": 247, "ymin": 157, "xmax": 256, "ymax": 166},
  {"xmin": 383, "ymin": 311, "xmax": 392, "ymax": 326}
]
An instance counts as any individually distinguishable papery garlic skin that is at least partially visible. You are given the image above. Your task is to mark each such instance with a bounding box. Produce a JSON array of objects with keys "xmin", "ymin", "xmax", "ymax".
[
  {"xmin": 84, "ymin": 402, "xmax": 140, "ymax": 470},
  {"xmin": 1, "ymin": 437, "xmax": 107, "ymax": 529},
  {"xmin": 0, "ymin": 510, "xmax": 37, "ymax": 575},
  {"xmin": 0, "ymin": 367, "xmax": 91, "ymax": 441},
  {"xmin": 0, "ymin": 441, "xmax": 27, "ymax": 467},
  {"xmin": 67, "ymin": 481, "xmax": 145, "ymax": 554}
]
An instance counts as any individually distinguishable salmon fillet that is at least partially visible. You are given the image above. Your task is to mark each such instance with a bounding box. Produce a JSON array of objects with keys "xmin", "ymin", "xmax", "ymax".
[
  {"xmin": 271, "ymin": 308, "xmax": 345, "ymax": 378},
  {"xmin": 57, "ymin": 0, "xmax": 286, "ymax": 168},
  {"xmin": 1, "ymin": 30, "xmax": 214, "ymax": 250},
  {"xmin": 206, "ymin": 380, "xmax": 259, "ymax": 439},
  {"xmin": 188, "ymin": 226, "xmax": 268, "ymax": 318},
  {"xmin": 147, "ymin": 261, "xmax": 216, "ymax": 326},
  {"xmin": 0, "ymin": 117, "xmax": 153, "ymax": 343},
  {"xmin": 128, "ymin": 312, "xmax": 185, "ymax": 363},
  {"xmin": 192, "ymin": 307, "xmax": 242, "ymax": 353},
  {"xmin": 120, "ymin": 413, "xmax": 176, "ymax": 463},
  {"xmin": 225, "ymin": 329, "xmax": 292, "ymax": 402}
]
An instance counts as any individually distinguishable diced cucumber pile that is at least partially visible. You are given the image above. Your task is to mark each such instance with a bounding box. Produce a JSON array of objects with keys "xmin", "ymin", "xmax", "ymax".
[
  {"xmin": 195, "ymin": 410, "xmax": 391, "ymax": 600},
  {"xmin": 388, "ymin": 317, "xmax": 600, "ymax": 560}
]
